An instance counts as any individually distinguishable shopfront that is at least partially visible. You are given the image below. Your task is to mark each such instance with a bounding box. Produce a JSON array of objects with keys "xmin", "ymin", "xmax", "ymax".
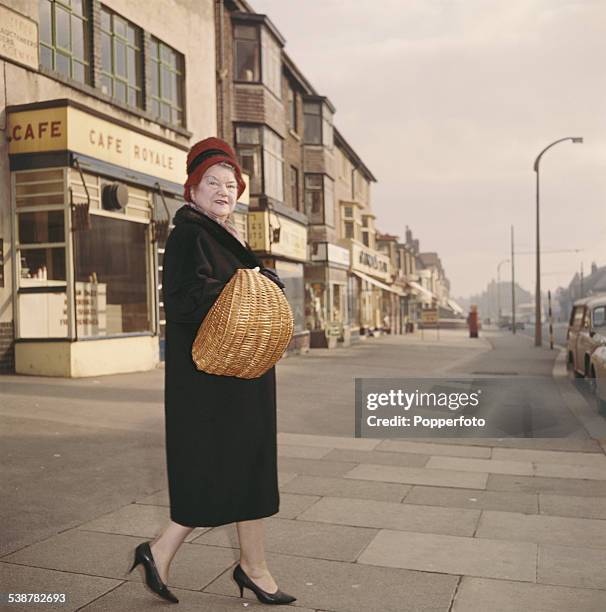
[
  {"xmin": 305, "ymin": 241, "xmax": 350, "ymax": 348},
  {"xmin": 247, "ymin": 205, "xmax": 309, "ymax": 353},
  {"xmin": 348, "ymin": 242, "xmax": 401, "ymax": 336},
  {"xmin": 6, "ymin": 100, "xmax": 187, "ymax": 377}
]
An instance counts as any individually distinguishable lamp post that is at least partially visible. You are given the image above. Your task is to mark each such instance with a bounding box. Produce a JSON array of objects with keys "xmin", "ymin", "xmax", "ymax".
[
  {"xmin": 533, "ymin": 137, "xmax": 583, "ymax": 346},
  {"xmin": 496, "ymin": 258, "xmax": 510, "ymax": 322}
]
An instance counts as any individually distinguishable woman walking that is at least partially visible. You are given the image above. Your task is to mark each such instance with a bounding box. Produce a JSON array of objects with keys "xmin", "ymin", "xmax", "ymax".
[{"xmin": 129, "ymin": 137, "xmax": 296, "ymax": 606}]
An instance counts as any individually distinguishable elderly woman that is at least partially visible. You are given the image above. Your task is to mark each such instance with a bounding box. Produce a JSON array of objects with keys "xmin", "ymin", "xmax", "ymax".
[{"xmin": 128, "ymin": 138, "xmax": 296, "ymax": 606}]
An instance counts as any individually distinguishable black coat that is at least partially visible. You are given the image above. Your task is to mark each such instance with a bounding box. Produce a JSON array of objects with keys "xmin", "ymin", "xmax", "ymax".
[{"xmin": 161, "ymin": 205, "xmax": 280, "ymax": 527}]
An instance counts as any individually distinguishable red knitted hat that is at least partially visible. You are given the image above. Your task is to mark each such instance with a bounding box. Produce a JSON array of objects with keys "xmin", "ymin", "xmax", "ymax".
[{"xmin": 184, "ymin": 137, "xmax": 246, "ymax": 202}]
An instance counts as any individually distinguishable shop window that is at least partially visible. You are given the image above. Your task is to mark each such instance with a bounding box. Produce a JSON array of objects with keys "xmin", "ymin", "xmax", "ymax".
[
  {"xmin": 75, "ymin": 215, "xmax": 151, "ymax": 336},
  {"xmin": 289, "ymin": 165, "xmax": 299, "ymax": 211},
  {"xmin": 39, "ymin": 0, "xmax": 91, "ymax": 84},
  {"xmin": 149, "ymin": 37, "xmax": 185, "ymax": 127},
  {"xmin": 99, "ymin": 5, "xmax": 143, "ymax": 108},
  {"xmin": 234, "ymin": 24, "xmax": 260, "ymax": 82}
]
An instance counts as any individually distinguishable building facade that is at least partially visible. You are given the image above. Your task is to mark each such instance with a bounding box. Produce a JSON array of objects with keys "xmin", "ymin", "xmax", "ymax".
[{"xmin": 0, "ymin": 0, "xmax": 218, "ymax": 375}]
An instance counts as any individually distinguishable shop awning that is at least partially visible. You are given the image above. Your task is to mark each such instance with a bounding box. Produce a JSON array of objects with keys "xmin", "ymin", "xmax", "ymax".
[
  {"xmin": 352, "ymin": 270, "xmax": 403, "ymax": 295},
  {"xmin": 447, "ymin": 298, "xmax": 464, "ymax": 315},
  {"xmin": 406, "ymin": 281, "xmax": 435, "ymax": 302}
]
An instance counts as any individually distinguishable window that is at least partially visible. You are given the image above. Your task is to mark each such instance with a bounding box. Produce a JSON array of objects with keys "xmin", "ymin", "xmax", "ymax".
[
  {"xmin": 304, "ymin": 102, "xmax": 321, "ymax": 144},
  {"xmin": 287, "ymin": 84, "xmax": 297, "ymax": 131},
  {"xmin": 263, "ymin": 128, "xmax": 284, "ymax": 200},
  {"xmin": 290, "ymin": 165, "xmax": 299, "ymax": 211},
  {"xmin": 235, "ymin": 125, "xmax": 284, "ymax": 200},
  {"xmin": 344, "ymin": 220, "xmax": 354, "ymax": 239},
  {"xmin": 149, "ymin": 37, "xmax": 185, "ymax": 127},
  {"xmin": 235, "ymin": 126, "xmax": 262, "ymax": 195},
  {"xmin": 261, "ymin": 29, "xmax": 281, "ymax": 98},
  {"xmin": 304, "ymin": 174, "xmax": 334, "ymax": 226},
  {"xmin": 99, "ymin": 6, "xmax": 142, "ymax": 107},
  {"xmin": 234, "ymin": 24, "xmax": 259, "ymax": 82},
  {"xmin": 304, "ymin": 174, "xmax": 323, "ymax": 224},
  {"xmin": 593, "ymin": 306, "xmax": 606, "ymax": 328},
  {"xmin": 14, "ymin": 169, "xmax": 67, "ymax": 338},
  {"xmin": 75, "ymin": 215, "xmax": 151, "ymax": 335},
  {"xmin": 343, "ymin": 206, "xmax": 353, "ymax": 218},
  {"xmin": 39, "ymin": 0, "xmax": 91, "ymax": 83},
  {"xmin": 362, "ymin": 232, "xmax": 369, "ymax": 247},
  {"xmin": 324, "ymin": 176, "xmax": 334, "ymax": 227}
]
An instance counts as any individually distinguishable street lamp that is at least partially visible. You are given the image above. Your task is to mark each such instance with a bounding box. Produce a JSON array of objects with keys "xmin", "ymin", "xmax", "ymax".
[
  {"xmin": 533, "ymin": 137, "xmax": 583, "ymax": 346},
  {"xmin": 496, "ymin": 258, "xmax": 510, "ymax": 322}
]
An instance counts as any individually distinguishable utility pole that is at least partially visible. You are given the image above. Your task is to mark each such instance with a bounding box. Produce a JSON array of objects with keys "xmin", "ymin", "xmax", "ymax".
[{"xmin": 511, "ymin": 225, "xmax": 516, "ymax": 334}]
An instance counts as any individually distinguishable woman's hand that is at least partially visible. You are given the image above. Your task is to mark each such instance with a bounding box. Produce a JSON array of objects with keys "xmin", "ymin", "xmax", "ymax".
[{"xmin": 258, "ymin": 266, "xmax": 286, "ymax": 290}]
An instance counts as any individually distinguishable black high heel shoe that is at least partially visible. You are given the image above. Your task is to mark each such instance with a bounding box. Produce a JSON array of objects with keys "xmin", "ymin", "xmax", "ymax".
[
  {"xmin": 128, "ymin": 541, "xmax": 179, "ymax": 604},
  {"xmin": 233, "ymin": 563, "xmax": 296, "ymax": 605}
]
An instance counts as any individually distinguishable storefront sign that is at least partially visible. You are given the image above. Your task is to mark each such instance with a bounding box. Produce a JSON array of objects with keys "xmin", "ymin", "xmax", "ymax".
[
  {"xmin": 8, "ymin": 104, "xmax": 186, "ymax": 184},
  {"xmin": 247, "ymin": 211, "xmax": 307, "ymax": 262},
  {"xmin": 350, "ymin": 242, "xmax": 391, "ymax": 282},
  {"xmin": 310, "ymin": 242, "xmax": 350, "ymax": 267},
  {"xmin": 0, "ymin": 5, "xmax": 38, "ymax": 70},
  {"xmin": 421, "ymin": 309, "xmax": 438, "ymax": 324}
]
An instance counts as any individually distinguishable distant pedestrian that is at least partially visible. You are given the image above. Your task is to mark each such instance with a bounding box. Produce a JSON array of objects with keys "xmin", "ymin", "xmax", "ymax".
[{"xmin": 128, "ymin": 137, "xmax": 296, "ymax": 606}]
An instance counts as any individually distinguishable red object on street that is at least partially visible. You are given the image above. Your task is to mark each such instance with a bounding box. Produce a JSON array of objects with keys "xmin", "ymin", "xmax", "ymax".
[{"xmin": 467, "ymin": 305, "xmax": 479, "ymax": 338}]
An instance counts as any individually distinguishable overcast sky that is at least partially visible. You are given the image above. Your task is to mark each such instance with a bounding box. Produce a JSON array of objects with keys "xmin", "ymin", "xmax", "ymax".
[{"xmin": 251, "ymin": 0, "xmax": 606, "ymax": 299}]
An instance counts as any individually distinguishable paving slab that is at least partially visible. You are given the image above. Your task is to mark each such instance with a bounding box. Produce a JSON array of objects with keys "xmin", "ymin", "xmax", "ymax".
[
  {"xmin": 76, "ymin": 503, "xmax": 208, "ymax": 541},
  {"xmin": 492, "ymin": 447, "xmax": 606, "ymax": 467},
  {"xmin": 278, "ymin": 432, "xmax": 380, "ymax": 450},
  {"xmin": 426, "ymin": 456, "xmax": 534, "ymax": 476},
  {"xmin": 534, "ymin": 462, "xmax": 606, "ymax": 481},
  {"xmin": 539, "ymin": 493, "xmax": 606, "ymax": 520},
  {"xmin": 3, "ymin": 530, "xmax": 235, "ymax": 591},
  {"xmin": 278, "ymin": 457, "xmax": 358, "ymax": 477},
  {"xmin": 476, "ymin": 510, "xmax": 606, "ymax": 549},
  {"xmin": 452, "ymin": 576, "xmax": 606, "ymax": 612},
  {"xmin": 487, "ymin": 473, "xmax": 606, "ymax": 497},
  {"xmin": 280, "ymin": 474, "xmax": 410, "ymax": 502},
  {"xmin": 204, "ymin": 550, "xmax": 459, "ymax": 612},
  {"xmin": 404, "ymin": 485, "xmax": 538, "ymax": 514},
  {"xmin": 278, "ymin": 444, "xmax": 333, "ymax": 459},
  {"xmin": 296, "ymin": 496, "xmax": 480, "ymax": 537},
  {"xmin": 357, "ymin": 529, "xmax": 537, "ymax": 582},
  {"xmin": 190, "ymin": 516, "xmax": 378, "ymax": 562},
  {"xmin": 0, "ymin": 562, "xmax": 121, "ymax": 612},
  {"xmin": 375, "ymin": 439, "xmax": 491, "ymax": 458},
  {"xmin": 322, "ymin": 447, "xmax": 429, "ymax": 467},
  {"xmin": 401, "ymin": 437, "xmax": 602, "ymax": 452},
  {"xmin": 274, "ymin": 493, "xmax": 321, "ymax": 520},
  {"xmin": 78, "ymin": 578, "xmax": 317, "ymax": 612},
  {"xmin": 344, "ymin": 463, "xmax": 488, "ymax": 489},
  {"xmin": 538, "ymin": 544, "xmax": 606, "ymax": 590}
]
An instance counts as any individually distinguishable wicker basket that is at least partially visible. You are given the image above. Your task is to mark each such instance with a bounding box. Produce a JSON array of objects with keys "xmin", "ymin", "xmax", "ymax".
[{"xmin": 191, "ymin": 267, "xmax": 294, "ymax": 379}]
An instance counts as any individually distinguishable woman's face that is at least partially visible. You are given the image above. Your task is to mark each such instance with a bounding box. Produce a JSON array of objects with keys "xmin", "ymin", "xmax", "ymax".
[{"xmin": 190, "ymin": 163, "xmax": 238, "ymax": 221}]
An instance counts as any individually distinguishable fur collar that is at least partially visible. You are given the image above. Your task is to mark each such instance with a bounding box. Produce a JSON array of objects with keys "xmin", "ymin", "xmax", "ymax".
[{"xmin": 173, "ymin": 205, "xmax": 261, "ymax": 268}]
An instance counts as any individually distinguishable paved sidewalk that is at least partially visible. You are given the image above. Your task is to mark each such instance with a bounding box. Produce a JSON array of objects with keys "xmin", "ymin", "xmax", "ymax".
[{"xmin": 2, "ymin": 329, "xmax": 606, "ymax": 611}]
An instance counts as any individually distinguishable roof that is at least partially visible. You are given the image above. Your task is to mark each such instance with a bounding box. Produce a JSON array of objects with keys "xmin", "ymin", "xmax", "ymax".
[{"xmin": 333, "ymin": 127, "xmax": 377, "ymax": 182}]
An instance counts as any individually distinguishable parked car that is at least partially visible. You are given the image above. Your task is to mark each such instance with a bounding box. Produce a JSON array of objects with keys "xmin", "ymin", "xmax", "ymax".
[
  {"xmin": 507, "ymin": 321, "xmax": 525, "ymax": 330},
  {"xmin": 590, "ymin": 345, "xmax": 606, "ymax": 413},
  {"xmin": 566, "ymin": 295, "xmax": 606, "ymax": 378}
]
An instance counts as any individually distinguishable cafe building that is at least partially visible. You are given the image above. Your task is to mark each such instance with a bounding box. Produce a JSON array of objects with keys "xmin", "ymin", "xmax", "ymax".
[{"xmin": 0, "ymin": 0, "xmax": 217, "ymax": 376}]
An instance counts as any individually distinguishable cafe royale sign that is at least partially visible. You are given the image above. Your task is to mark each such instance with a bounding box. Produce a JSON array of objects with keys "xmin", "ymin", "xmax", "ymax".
[
  {"xmin": 7, "ymin": 103, "xmax": 186, "ymax": 185},
  {"xmin": 350, "ymin": 242, "xmax": 391, "ymax": 282}
]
